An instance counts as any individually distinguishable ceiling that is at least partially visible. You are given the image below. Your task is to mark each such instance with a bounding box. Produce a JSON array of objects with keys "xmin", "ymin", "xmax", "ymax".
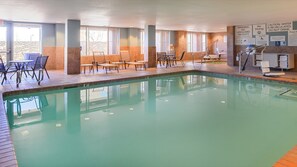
[{"xmin": 1, "ymin": 0, "xmax": 297, "ymax": 32}]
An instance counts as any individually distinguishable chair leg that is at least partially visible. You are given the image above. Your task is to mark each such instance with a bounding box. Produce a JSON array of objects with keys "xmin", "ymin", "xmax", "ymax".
[
  {"xmin": 1, "ymin": 73, "xmax": 7, "ymax": 85},
  {"xmin": 38, "ymin": 69, "xmax": 44, "ymax": 85},
  {"xmin": 44, "ymin": 68, "xmax": 50, "ymax": 79},
  {"xmin": 10, "ymin": 72, "xmax": 16, "ymax": 79},
  {"xmin": 32, "ymin": 70, "xmax": 37, "ymax": 79}
]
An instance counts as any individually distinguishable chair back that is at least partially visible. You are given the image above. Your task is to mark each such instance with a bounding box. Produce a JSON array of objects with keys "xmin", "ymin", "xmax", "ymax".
[
  {"xmin": 120, "ymin": 51, "xmax": 131, "ymax": 62},
  {"xmin": 157, "ymin": 52, "xmax": 166, "ymax": 60},
  {"xmin": 260, "ymin": 61, "xmax": 270, "ymax": 74},
  {"xmin": 24, "ymin": 53, "xmax": 41, "ymax": 66},
  {"xmin": 0, "ymin": 57, "xmax": 6, "ymax": 72},
  {"xmin": 179, "ymin": 51, "xmax": 186, "ymax": 60},
  {"xmin": 40, "ymin": 56, "xmax": 49, "ymax": 69},
  {"xmin": 33, "ymin": 56, "xmax": 43, "ymax": 69},
  {"xmin": 93, "ymin": 51, "xmax": 106, "ymax": 64}
]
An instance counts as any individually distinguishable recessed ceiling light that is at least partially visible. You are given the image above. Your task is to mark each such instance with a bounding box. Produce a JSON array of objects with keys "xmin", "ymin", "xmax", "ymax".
[
  {"xmin": 221, "ymin": 101, "xmax": 226, "ymax": 104},
  {"xmin": 109, "ymin": 112, "xmax": 114, "ymax": 115},
  {"xmin": 56, "ymin": 123, "xmax": 62, "ymax": 127}
]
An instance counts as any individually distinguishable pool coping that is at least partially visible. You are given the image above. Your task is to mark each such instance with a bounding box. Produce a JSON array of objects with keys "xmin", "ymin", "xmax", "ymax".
[{"xmin": 1, "ymin": 69, "xmax": 297, "ymax": 167}]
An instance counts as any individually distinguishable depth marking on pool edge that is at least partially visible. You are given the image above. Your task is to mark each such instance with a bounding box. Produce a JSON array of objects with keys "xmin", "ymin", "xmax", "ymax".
[{"xmin": 273, "ymin": 145, "xmax": 297, "ymax": 167}]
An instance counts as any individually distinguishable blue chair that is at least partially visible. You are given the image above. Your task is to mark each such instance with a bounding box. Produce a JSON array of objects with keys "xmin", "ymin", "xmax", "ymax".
[
  {"xmin": 0, "ymin": 57, "xmax": 16, "ymax": 84},
  {"xmin": 23, "ymin": 53, "xmax": 41, "ymax": 67}
]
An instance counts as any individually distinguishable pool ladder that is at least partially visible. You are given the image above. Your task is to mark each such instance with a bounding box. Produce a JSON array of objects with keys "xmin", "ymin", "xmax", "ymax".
[{"xmin": 279, "ymin": 89, "xmax": 292, "ymax": 96}]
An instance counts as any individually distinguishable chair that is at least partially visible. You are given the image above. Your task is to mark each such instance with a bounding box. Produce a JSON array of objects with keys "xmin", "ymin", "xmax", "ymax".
[
  {"xmin": 120, "ymin": 51, "xmax": 146, "ymax": 70},
  {"xmin": 92, "ymin": 51, "xmax": 107, "ymax": 71},
  {"xmin": 0, "ymin": 57, "xmax": 12, "ymax": 84},
  {"xmin": 23, "ymin": 53, "xmax": 41, "ymax": 67},
  {"xmin": 25, "ymin": 56, "xmax": 50, "ymax": 83},
  {"xmin": 93, "ymin": 51, "xmax": 119, "ymax": 73},
  {"xmin": 260, "ymin": 61, "xmax": 285, "ymax": 77},
  {"xmin": 157, "ymin": 52, "xmax": 166, "ymax": 66},
  {"xmin": 172, "ymin": 51, "xmax": 185, "ymax": 66}
]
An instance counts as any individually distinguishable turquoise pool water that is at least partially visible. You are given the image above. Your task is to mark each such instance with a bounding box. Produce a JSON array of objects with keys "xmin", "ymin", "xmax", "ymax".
[{"xmin": 4, "ymin": 73, "xmax": 297, "ymax": 167}]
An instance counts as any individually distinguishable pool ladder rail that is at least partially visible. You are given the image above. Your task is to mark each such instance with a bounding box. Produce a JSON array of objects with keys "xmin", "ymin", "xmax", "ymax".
[{"xmin": 277, "ymin": 89, "xmax": 297, "ymax": 100}]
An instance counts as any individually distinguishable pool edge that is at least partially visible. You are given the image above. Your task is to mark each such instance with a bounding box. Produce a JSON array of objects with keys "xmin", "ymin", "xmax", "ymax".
[{"xmin": 0, "ymin": 95, "xmax": 18, "ymax": 167}]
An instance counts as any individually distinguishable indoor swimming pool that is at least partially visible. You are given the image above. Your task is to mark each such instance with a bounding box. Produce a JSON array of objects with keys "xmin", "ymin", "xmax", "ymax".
[{"xmin": 4, "ymin": 73, "xmax": 297, "ymax": 167}]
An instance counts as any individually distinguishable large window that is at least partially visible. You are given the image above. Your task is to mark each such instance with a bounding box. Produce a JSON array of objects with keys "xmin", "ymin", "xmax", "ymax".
[
  {"xmin": 80, "ymin": 27, "xmax": 120, "ymax": 56},
  {"xmin": 187, "ymin": 32, "xmax": 198, "ymax": 52},
  {"xmin": 187, "ymin": 32, "xmax": 207, "ymax": 52},
  {"xmin": 13, "ymin": 24, "xmax": 41, "ymax": 60},
  {"xmin": 202, "ymin": 34, "xmax": 207, "ymax": 52},
  {"xmin": 140, "ymin": 30, "xmax": 144, "ymax": 54},
  {"xmin": 156, "ymin": 30, "xmax": 170, "ymax": 52},
  {"xmin": 0, "ymin": 26, "xmax": 7, "ymax": 63},
  {"xmin": 80, "ymin": 27, "xmax": 87, "ymax": 56}
]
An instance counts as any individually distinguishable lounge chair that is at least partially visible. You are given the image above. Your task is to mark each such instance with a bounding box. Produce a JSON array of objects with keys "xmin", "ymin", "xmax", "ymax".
[
  {"xmin": 92, "ymin": 51, "xmax": 105, "ymax": 71},
  {"xmin": 119, "ymin": 51, "xmax": 146, "ymax": 70},
  {"xmin": 172, "ymin": 51, "xmax": 185, "ymax": 66},
  {"xmin": 93, "ymin": 51, "xmax": 119, "ymax": 73},
  {"xmin": 260, "ymin": 61, "xmax": 285, "ymax": 77}
]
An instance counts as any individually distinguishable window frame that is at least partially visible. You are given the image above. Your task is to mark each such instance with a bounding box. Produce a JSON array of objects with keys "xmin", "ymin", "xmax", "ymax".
[
  {"xmin": 156, "ymin": 30, "xmax": 171, "ymax": 52},
  {"xmin": 12, "ymin": 23, "xmax": 42, "ymax": 60},
  {"xmin": 187, "ymin": 32, "xmax": 207, "ymax": 52},
  {"xmin": 0, "ymin": 26, "xmax": 7, "ymax": 63},
  {"xmin": 80, "ymin": 26, "xmax": 120, "ymax": 56}
]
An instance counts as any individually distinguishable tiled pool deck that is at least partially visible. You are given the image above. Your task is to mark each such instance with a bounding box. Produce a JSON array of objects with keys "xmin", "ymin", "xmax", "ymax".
[{"xmin": 1, "ymin": 62, "xmax": 297, "ymax": 167}]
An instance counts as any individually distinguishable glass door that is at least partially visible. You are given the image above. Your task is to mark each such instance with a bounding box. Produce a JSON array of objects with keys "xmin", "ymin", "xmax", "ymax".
[{"xmin": 0, "ymin": 26, "xmax": 7, "ymax": 63}]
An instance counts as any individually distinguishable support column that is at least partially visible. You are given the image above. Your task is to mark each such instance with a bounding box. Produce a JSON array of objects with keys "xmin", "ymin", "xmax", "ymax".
[
  {"xmin": 65, "ymin": 19, "xmax": 81, "ymax": 74},
  {"xmin": 227, "ymin": 26, "xmax": 236, "ymax": 66},
  {"xmin": 144, "ymin": 25, "xmax": 156, "ymax": 68}
]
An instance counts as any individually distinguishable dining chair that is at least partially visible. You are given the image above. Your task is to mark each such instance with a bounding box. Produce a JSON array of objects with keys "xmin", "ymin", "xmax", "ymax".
[
  {"xmin": 0, "ymin": 57, "xmax": 10, "ymax": 84},
  {"xmin": 25, "ymin": 56, "xmax": 50, "ymax": 83},
  {"xmin": 157, "ymin": 52, "xmax": 166, "ymax": 66}
]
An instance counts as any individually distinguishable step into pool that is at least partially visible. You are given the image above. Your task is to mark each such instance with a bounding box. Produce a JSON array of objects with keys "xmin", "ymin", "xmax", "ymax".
[{"xmin": 4, "ymin": 73, "xmax": 297, "ymax": 167}]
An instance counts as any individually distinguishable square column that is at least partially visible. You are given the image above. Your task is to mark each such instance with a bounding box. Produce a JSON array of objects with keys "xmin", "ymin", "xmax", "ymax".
[
  {"xmin": 227, "ymin": 26, "xmax": 236, "ymax": 66},
  {"xmin": 144, "ymin": 25, "xmax": 156, "ymax": 68},
  {"xmin": 65, "ymin": 20, "xmax": 81, "ymax": 74}
]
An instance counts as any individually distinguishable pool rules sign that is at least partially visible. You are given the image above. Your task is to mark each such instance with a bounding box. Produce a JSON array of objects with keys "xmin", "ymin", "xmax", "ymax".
[{"xmin": 253, "ymin": 24, "xmax": 266, "ymax": 36}]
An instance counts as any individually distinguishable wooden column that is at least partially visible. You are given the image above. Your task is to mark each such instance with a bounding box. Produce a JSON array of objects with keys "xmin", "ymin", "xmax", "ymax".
[{"xmin": 227, "ymin": 26, "xmax": 236, "ymax": 66}]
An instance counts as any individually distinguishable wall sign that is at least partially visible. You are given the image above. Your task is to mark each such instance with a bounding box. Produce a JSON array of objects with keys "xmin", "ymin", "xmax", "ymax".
[
  {"xmin": 253, "ymin": 24, "xmax": 266, "ymax": 35},
  {"xmin": 267, "ymin": 22, "xmax": 292, "ymax": 32},
  {"xmin": 288, "ymin": 30, "xmax": 297, "ymax": 46},
  {"xmin": 270, "ymin": 36, "xmax": 286, "ymax": 42},
  {"xmin": 256, "ymin": 35, "xmax": 269, "ymax": 46},
  {"xmin": 235, "ymin": 25, "xmax": 252, "ymax": 45},
  {"xmin": 236, "ymin": 37, "xmax": 255, "ymax": 45},
  {"xmin": 235, "ymin": 25, "xmax": 252, "ymax": 37}
]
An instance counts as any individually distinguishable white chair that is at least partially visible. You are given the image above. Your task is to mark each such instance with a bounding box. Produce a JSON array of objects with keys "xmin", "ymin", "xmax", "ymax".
[{"xmin": 260, "ymin": 61, "xmax": 285, "ymax": 77}]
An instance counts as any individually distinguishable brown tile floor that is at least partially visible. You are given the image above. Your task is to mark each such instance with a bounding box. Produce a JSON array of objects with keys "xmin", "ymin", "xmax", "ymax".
[{"xmin": 1, "ymin": 61, "xmax": 297, "ymax": 95}]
